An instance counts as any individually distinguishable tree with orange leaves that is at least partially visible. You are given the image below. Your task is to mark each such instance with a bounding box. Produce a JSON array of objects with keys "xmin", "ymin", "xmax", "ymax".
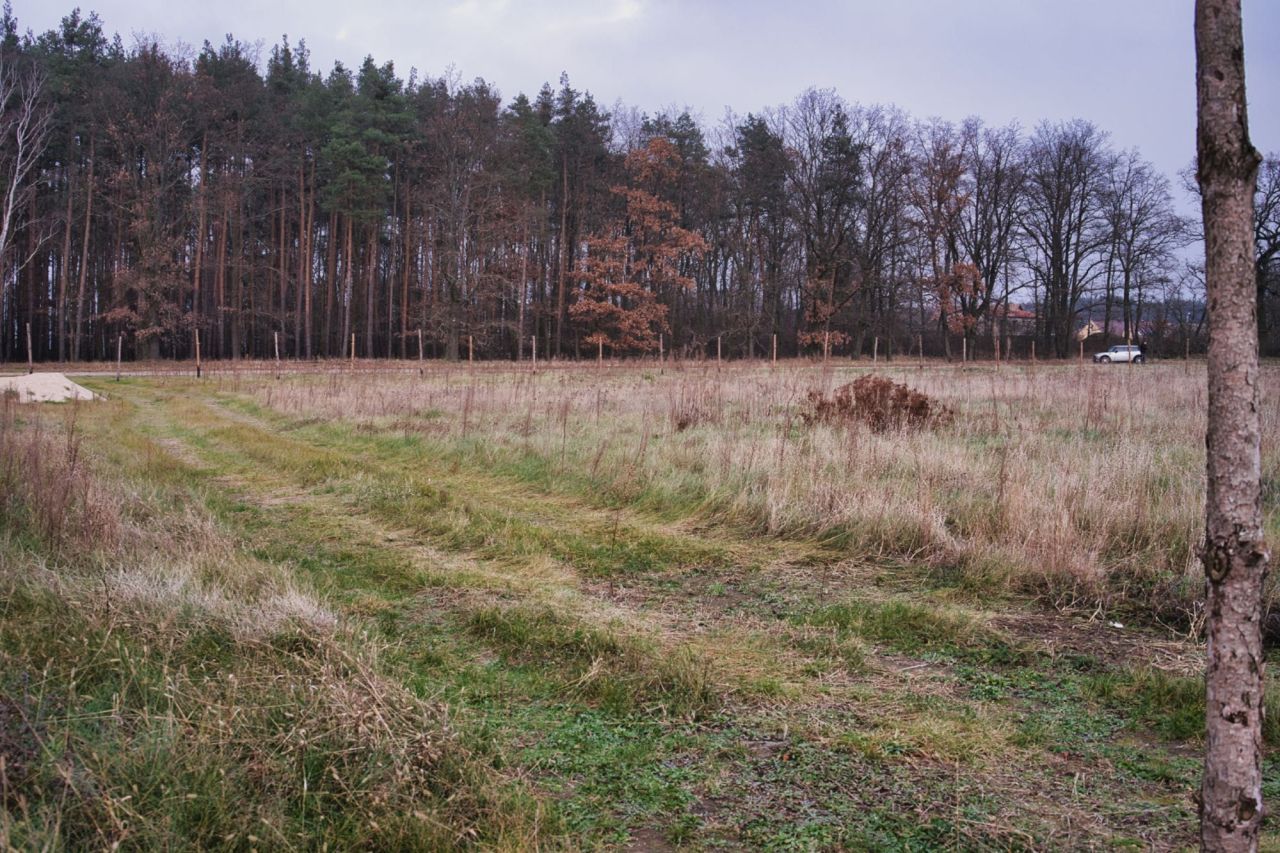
[
  {"xmin": 933, "ymin": 261, "xmax": 983, "ymax": 336},
  {"xmin": 572, "ymin": 137, "xmax": 706, "ymax": 354}
]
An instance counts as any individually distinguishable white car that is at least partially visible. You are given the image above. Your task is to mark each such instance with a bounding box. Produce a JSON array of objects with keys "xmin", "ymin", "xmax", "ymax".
[{"xmin": 1093, "ymin": 344, "xmax": 1145, "ymax": 364}]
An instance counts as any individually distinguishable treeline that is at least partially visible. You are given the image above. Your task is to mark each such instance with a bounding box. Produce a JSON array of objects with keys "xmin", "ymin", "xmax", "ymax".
[{"xmin": 1, "ymin": 9, "xmax": 1278, "ymax": 363}]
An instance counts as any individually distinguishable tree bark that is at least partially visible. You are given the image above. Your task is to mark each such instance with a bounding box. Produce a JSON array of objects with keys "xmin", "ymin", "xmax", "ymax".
[
  {"xmin": 232, "ymin": 194, "xmax": 244, "ymax": 358},
  {"xmin": 400, "ymin": 187, "xmax": 410, "ymax": 359},
  {"xmin": 364, "ymin": 224, "xmax": 376, "ymax": 357},
  {"xmin": 302, "ymin": 162, "xmax": 315, "ymax": 359},
  {"xmin": 324, "ymin": 210, "xmax": 337, "ymax": 357},
  {"xmin": 1195, "ymin": 2, "xmax": 1270, "ymax": 850},
  {"xmin": 56, "ymin": 163, "xmax": 73, "ymax": 362},
  {"xmin": 341, "ymin": 216, "xmax": 353, "ymax": 359},
  {"xmin": 517, "ymin": 212, "xmax": 529, "ymax": 360},
  {"xmin": 214, "ymin": 203, "xmax": 228, "ymax": 359},
  {"xmin": 278, "ymin": 184, "xmax": 289, "ymax": 354},
  {"xmin": 556, "ymin": 156, "xmax": 568, "ymax": 357},
  {"xmin": 295, "ymin": 165, "xmax": 306, "ymax": 358},
  {"xmin": 72, "ymin": 136, "xmax": 95, "ymax": 362},
  {"xmin": 193, "ymin": 133, "xmax": 207, "ymax": 354}
]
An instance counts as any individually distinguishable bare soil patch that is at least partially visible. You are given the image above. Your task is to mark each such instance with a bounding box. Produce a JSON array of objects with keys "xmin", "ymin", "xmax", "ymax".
[{"xmin": 992, "ymin": 611, "xmax": 1201, "ymax": 675}]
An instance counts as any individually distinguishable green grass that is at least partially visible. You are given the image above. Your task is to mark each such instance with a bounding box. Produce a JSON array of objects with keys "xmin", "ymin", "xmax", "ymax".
[
  {"xmin": 796, "ymin": 598, "xmax": 1016, "ymax": 659},
  {"xmin": 0, "ymin": 543, "xmax": 545, "ymax": 851},
  {"xmin": 1087, "ymin": 666, "xmax": 1280, "ymax": 746},
  {"xmin": 4, "ymin": 369, "xmax": 1275, "ymax": 849},
  {"xmin": 463, "ymin": 605, "xmax": 717, "ymax": 717}
]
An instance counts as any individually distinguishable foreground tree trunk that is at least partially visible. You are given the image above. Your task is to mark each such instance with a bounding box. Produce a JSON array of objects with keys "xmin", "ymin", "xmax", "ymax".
[{"xmin": 1195, "ymin": 2, "xmax": 1269, "ymax": 850}]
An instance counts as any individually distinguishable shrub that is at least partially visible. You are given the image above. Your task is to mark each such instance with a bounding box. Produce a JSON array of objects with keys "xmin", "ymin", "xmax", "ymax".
[{"xmin": 801, "ymin": 375, "xmax": 953, "ymax": 433}]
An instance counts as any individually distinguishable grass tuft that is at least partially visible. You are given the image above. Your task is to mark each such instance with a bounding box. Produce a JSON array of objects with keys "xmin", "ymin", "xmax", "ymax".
[
  {"xmin": 799, "ymin": 599, "xmax": 994, "ymax": 655},
  {"xmin": 464, "ymin": 605, "xmax": 718, "ymax": 717}
]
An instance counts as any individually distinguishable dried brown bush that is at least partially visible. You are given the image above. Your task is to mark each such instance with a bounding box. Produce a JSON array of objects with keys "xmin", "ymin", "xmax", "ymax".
[
  {"xmin": 801, "ymin": 375, "xmax": 953, "ymax": 433},
  {"xmin": 0, "ymin": 398, "xmax": 119, "ymax": 553}
]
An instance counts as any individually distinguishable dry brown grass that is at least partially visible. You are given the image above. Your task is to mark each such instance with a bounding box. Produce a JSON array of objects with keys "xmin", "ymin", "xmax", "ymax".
[
  {"xmin": 245, "ymin": 360, "xmax": 1280, "ymax": 628},
  {"xmin": 0, "ymin": 398, "xmax": 118, "ymax": 553}
]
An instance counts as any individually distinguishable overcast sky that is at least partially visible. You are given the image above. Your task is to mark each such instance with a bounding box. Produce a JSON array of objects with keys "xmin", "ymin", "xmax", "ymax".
[{"xmin": 17, "ymin": 0, "xmax": 1280, "ymax": 201}]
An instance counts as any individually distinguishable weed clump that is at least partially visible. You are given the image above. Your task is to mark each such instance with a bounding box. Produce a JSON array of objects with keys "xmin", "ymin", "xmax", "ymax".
[{"xmin": 801, "ymin": 375, "xmax": 952, "ymax": 433}]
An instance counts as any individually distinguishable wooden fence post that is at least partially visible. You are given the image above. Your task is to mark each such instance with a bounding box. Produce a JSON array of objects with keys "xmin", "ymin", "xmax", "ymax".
[
  {"xmin": 772, "ymin": 334, "xmax": 777, "ymax": 364},
  {"xmin": 116, "ymin": 334, "xmax": 122, "ymax": 382},
  {"xmin": 26, "ymin": 322, "xmax": 33, "ymax": 374},
  {"xmin": 195, "ymin": 329, "xmax": 202, "ymax": 378}
]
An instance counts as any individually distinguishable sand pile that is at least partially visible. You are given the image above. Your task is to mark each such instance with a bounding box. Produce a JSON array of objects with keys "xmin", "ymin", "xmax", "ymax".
[{"xmin": 0, "ymin": 372, "xmax": 99, "ymax": 403}]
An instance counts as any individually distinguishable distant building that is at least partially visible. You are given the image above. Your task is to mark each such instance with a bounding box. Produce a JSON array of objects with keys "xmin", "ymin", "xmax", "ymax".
[
  {"xmin": 997, "ymin": 304, "xmax": 1036, "ymax": 336},
  {"xmin": 1076, "ymin": 319, "xmax": 1156, "ymax": 342}
]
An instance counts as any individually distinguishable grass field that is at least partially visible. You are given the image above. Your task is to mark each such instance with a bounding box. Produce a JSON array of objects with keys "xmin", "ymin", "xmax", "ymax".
[{"xmin": 2, "ymin": 359, "xmax": 1278, "ymax": 850}]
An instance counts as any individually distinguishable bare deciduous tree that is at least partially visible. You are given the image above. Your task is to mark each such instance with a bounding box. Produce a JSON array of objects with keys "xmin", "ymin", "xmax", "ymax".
[
  {"xmin": 957, "ymin": 118, "xmax": 1024, "ymax": 352},
  {"xmin": 1194, "ymin": 1, "xmax": 1269, "ymax": 849},
  {"xmin": 785, "ymin": 89, "xmax": 863, "ymax": 353},
  {"xmin": 1100, "ymin": 149, "xmax": 1188, "ymax": 343},
  {"xmin": 908, "ymin": 118, "xmax": 967, "ymax": 359},
  {"xmin": 1020, "ymin": 120, "xmax": 1111, "ymax": 357},
  {"xmin": 0, "ymin": 56, "xmax": 52, "ymax": 313}
]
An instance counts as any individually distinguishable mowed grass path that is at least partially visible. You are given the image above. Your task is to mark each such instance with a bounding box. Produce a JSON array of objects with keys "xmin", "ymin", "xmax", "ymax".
[{"xmin": 51, "ymin": 370, "xmax": 1280, "ymax": 849}]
